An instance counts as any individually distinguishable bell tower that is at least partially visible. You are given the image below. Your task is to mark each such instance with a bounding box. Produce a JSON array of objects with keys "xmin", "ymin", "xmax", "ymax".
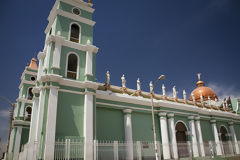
[{"xmin": 29, "ymin": 0, "xmax": 99, "ymax": 160}]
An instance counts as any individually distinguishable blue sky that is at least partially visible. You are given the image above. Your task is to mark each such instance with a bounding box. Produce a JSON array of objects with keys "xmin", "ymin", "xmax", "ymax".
[{"xmin": 0, "ymin": 0, "xmax": 240, "ymax": 145}]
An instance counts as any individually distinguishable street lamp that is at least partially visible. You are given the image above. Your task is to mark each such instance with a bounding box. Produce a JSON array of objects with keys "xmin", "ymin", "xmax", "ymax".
[
  {"xmin": 150, "ymin": 75, "xmax": 165, "ymax": 160},
  {"xmin": 0, "ymin": 96, "xmax": 15, "ymax": 158}
]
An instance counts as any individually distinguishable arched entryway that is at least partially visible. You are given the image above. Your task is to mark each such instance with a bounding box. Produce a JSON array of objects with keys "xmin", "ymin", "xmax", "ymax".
[
  {"xmin": 220, "ymin": 126, "xmax": 230, "ymax": 155},
  {"xmin": 176, "ymin": 121, "xmax": 189, "ymax": 158}
]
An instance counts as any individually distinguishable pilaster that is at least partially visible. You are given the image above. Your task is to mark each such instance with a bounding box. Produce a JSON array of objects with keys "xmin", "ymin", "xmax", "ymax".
[
  {"xmin": 123, "ymin": 109, "xmax": 133, "ymax": 160},
  {"xmin": 167, "ymin": 113, "xmax": 178, "ymax": 159},
  {"xmin": 84, "ymin": 92, "xmax": 94, "ymax": 160},
  {"xmin": 159, "ymin": 112, "xmax": 170, "ymax": 159},
  {"xmin": 210, "ymin": 119, "xmax": 222, "ymax": 155},
  {"xmin": 229, "ymin": 122, "xmax": 240, "ymax": 154},
  {"xmin": 188, "ymin": 116, "xmax": 199, "ymax": 157},
  {"xmin": 195, "ymin": 116, "xmax": 205, "ymax": 157},
  {"xmin": 13, "ymin": 126, "xmax": 22, "ymax": 160},
  {"xmin": 44, "ymin": 86, "xmax": 59, "ymax": 160}
]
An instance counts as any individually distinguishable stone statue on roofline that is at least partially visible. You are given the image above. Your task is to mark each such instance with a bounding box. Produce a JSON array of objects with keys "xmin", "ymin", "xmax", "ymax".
[
  {"xmin": 191, "ymin": 93, "xmax": 196, "ymax": 104},
  {"xmin": 183, "ymin": 90, "xmax": 187, "ymax": 101},
  {"xmin": 173, "ymin": 86, "xmax": 177, "ymax": 98},
  {"xmin": 106, "ymin": 71, "xmax": 110, "ymax": 85},
  {"xmin": 137, "ymin": 78, "xmax": 141, "ymax": 91},
  {"xmin": 121, "ymin": 74, "xmax": 126, "ymax": 88},
  {"xmin": 162, "ymin": 84, "xmax": 166, "ymax": 96}
]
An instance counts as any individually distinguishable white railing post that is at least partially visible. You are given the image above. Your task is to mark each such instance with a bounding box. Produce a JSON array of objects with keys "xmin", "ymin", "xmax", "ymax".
[
  {"xmin": 157, "ymin": 141, "xmax": 161, "ymax": 160},
  {"xmin": 65, "ymin": 139, "xmax": 70, "ymax": 160},
  {"xmin": 187, "ymin": 141, "xmax": 192, "ymax": 158},
  {"xmin": 209, "ymin": 141, "xmax": 214, "ymax": 158},
  {"xmin": 94, "ymin": 140, "xmax": 98, "ymax": 160},
  {"xmin": 136, "ymin": 141, "xmax": 142, "ymax": 160},
  {"xmin": 114, "ymin": 141, "xmax": 119, "ymax": 160}
]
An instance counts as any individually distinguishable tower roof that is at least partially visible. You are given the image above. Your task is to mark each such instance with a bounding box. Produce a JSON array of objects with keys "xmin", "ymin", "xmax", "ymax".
[{"xmin": 28, "ymin": 58, "xmax": 38, "ymax": 70}]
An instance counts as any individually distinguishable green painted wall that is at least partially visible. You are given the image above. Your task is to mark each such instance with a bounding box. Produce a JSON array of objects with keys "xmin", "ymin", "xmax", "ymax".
[
  {"xmin": 234, "ymin": 124, "xmax": 240, "ymax": 140},
  {"xmin": 201, "ymin": 120, "xmax": 214, "ymax": 141},
  {"xmin": 56, "ymin": 92, "xmax": 85, "ymax": 139},
  {"xmin": 58, "ymin": 1, "xmax": 92, "ymax": 20},
  {"xmin": 96, "ymin": 107, "xmax": 124, "ymax": 141},
  {"xmin": 20, "ymin": 128, "xmax": 30, "ymax": 152},
  {"xmin": 55, "ymin": 15, "xmax": 93, "ymax": 45},
  {"xmin": 132, "ymin": 112, "xmax": 161, "ymax": 141},
  {"xmin": 59, "ymin": 46, "xmax": 87, "ymax": 81}
]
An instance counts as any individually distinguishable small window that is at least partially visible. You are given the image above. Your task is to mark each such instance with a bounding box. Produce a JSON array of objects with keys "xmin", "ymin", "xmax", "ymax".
[
  {"xmin": 72, "ymin": 8, "xmax": 81, "ymax": 15},
  {"xmin": 31, "ymin": 76, "xmax": 36, "ymax": 81},
  {"xmin": 67, "ymin": 54, "xmax": 78, "ymax": 79},
  {"xmin": 25, "ymin": 107, "xmax": 32, "ymax": 121},
  {"xmin": 70, "ymin": 24, "xmax": 80, "ymax": 43},
  {"xmin": 49, "ymin": 28, "xmax": 52, "ymax": 35},
  {"xmin": 28, "ymin": 88, "xmax": 33, "ymax": 100}
]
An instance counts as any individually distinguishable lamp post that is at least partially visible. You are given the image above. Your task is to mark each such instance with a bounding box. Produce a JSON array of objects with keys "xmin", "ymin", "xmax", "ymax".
[
  {"xmin": 0, "ymin": 96, "xmax": 15, "ymax": 158},
  {"xmin": 151, "ymin": 75, "xmax": 165, "ymax": 160}
]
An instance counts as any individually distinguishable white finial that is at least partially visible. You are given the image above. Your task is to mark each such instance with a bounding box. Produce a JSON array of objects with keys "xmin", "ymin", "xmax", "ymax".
[
  {"xmin": 197, "ymin": 73, "xmax": 201, "ymax": 81},
  {"xmin": 121, "ymin": 74, "xmax": 126, "ymax": 88},
  {"xmin": 137, "ymin": 78, "xmax": 141, "ymax": 91},
  {"xmin": 106, "ymin": 71, "xmax": 110, "ymax": 85},
  {"xmin": 149, "ymin": 81, "xmax": 153, "ymax": 93},
  {"xmin": 57, "ymin": 31, "xmax": 61, "ymax": 36},
  {"xmin": 173, "ymin": 86, "xmax": 177, "ymax": 98},
  {"xmin": 191, "ymin": 93, "xmax": 195, "ymax": 103},
  {"xmin": 162, "ymin": 84, "xmax": 166, "ymax": 96},
  {"xmin": 215, "ymin": 97, "xmax": 218, "ymax": 102},
  {"xmin": 200, "ymin": 94, "xmax": 204, "ymax": 103},
  {"xmin": 87, "ymin": 39, "xmax": 91, "ymax": 45},
  {"xmin": 183, "ymin": 90, "xmax": 187, "ymax": 100}
]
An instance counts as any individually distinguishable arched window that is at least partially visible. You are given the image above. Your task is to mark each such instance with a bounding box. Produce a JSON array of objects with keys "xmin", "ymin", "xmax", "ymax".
[
  {"xmin": 27, "ymin": 88, "xmax": 33, "ymax": 100},
  {"xmin": 70, "ymin": 23, "xmax": 80, "ymax": 43},
  {"xmin": 25, "ymin": 106, "xmax": 32, "ymax": 121},
  {"xmin": 67, "ymin": 53, "xmax": 78, "ymax": 79}
]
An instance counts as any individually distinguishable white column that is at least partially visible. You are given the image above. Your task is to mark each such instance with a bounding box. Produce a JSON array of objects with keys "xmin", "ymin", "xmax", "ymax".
[
  {"xmin": 123, "ymin": 109, "xmax": 133, "ymax": 160},
  {"xmin": 19, "ymin": 102, "xmax": 25, "ymax": 118},
  {"xmin": 27, "ymin": 97, "xmax": 39, "ymax": 160},
  {"xmin": 84, "ymin": 92, "xmax": 94, "ymax": 160},
  {"xmin": 188, "ymin": 116, "xmax": 199, "ymax": 157},
  {"xmin": 159, "ymin": 112, "xmax": 170, "ymax": 159},
  {"xmin": 167, "ymin": 113, "xmax": 178, "ymax": 159},
  {"xmin": 211, "ymin": 120, "xmax": 222, "ymax": 155},
  {"xmin": 229, "ymin": 122, "xmax": 240, "ymax": 154},
  {"xmin": 85, "ymin": 50, "xmax": 93, "ymax": 76},
  {"xmin": 195, "ymin": 117, "xmax": 205, "ymax": 157},
  {"xmin": 37, "ymin": 52, "xmax": 46, "ymax": 80},
  {"xmin": 14, "ymin": 103, "xmax": 18, "ymax": 119},
  {"xmin": 13, "ymin": 127, "xmax": 22, "ymax": 160},
  {"xmin": 44, "ymin": 87, "xmax": 59, "ymax": 160},
  {"xmin": 52, "ymin": 38, "xmax": 63, "ymax": 69}
]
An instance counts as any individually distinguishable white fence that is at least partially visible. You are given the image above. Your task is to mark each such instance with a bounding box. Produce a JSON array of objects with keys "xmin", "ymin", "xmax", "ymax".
[{"xmin": 53, "ymin": 139, "xmax": 240, "ymax": 160}]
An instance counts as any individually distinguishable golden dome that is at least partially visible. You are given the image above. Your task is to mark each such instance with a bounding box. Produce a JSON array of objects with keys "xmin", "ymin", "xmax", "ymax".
[{"xmin": 189, "ymin": 74, "xmax": 218, "ymax": 102}]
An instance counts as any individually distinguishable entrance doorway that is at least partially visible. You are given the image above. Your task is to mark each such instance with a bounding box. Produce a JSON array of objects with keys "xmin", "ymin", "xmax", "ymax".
[{"xmin": 176, "ymin": 122, "xmax": 189, "ymax": 158}]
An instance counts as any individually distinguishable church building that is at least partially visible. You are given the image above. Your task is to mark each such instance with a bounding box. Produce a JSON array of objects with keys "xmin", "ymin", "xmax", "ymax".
[{"xmin": 6, "ymin": 0, "xmax": 240, "ymax": 160}]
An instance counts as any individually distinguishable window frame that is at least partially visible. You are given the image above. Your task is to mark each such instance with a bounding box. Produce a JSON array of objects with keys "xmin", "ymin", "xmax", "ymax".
[
  {"xmin": 68, "ymin": 22, "xmax": 81, "ymax": 43},
  {"xmin": 65, "ymin": 52, "xmax": 80, "ymax": 80}
]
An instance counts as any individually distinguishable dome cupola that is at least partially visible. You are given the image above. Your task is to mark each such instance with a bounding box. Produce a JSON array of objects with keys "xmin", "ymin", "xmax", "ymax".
[{"xmin": 189, "ymin": 74, "xmax": 218, "ymax": 102}]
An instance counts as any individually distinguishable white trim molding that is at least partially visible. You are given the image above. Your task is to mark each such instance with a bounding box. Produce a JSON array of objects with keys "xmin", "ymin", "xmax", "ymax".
[{"xmin": 45, "ymin": 35, "xmax": 99, "ymax": 54}]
